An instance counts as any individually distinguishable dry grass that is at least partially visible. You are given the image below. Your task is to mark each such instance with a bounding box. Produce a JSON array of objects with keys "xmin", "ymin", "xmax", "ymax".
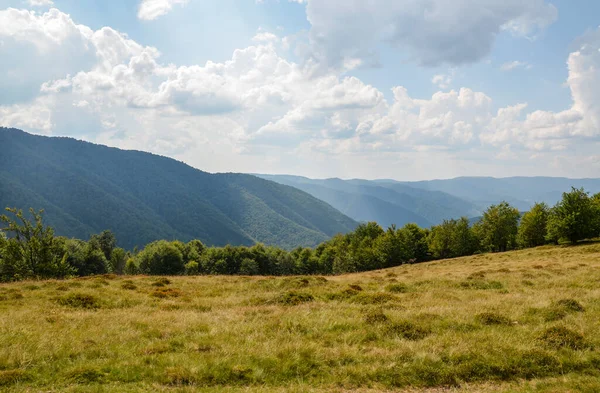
[{"xmin": 2, "ymin": 243, "xmax": 600, "ymax": 392}]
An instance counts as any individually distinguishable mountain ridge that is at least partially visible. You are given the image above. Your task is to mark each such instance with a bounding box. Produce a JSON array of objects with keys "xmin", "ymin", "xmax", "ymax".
[{"xmin": 0, "ymin": 128, "xmax": 357, "ymax": 249}]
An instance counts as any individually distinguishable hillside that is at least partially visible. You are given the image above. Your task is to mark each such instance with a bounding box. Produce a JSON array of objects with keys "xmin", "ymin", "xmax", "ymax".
[
  {"xmin": 402, "ymin": 176, "xmax": 600, "ymax": 212},
  {"xmin": 259, "ymin": 175, "xmax": 600, "ymax": 228},
  {"xmin": 258, "ymin": 175, "xmax": 480, "ymax": 228},
  {"xmin": 2, "ymin": 244, "xmax": 600, "ymax": 392},
  {"xmin": 0, "ymin": 128, "xmax": 357, "ymax": 249}
]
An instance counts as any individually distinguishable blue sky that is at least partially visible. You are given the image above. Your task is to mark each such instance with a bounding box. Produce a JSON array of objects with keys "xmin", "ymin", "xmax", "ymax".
[{"xmin": 1, "ymin": 0, "xmax": 600, "ymax": 180}]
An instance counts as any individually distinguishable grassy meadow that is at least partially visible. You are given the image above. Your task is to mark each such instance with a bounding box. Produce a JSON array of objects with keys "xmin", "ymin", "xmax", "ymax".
[{"xmin": 2, "ymin": 243, "xmax": 600, "ymax": 392}]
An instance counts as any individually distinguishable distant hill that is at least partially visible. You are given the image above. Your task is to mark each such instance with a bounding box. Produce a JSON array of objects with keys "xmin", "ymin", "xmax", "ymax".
[
  {"xmin": 257, "ymin": 175, "xmax": 480, "ymax": 228},
  {"xmin": 400, "ymin": 177, "xmax": 600, "ymax": 211},
  {"xmin": 0, "ymin": 128, "xmax": 357, "ymax": 249},
  {"xmin": 259, "ymin": 175, "xmax": 600, "ymax": 229}
]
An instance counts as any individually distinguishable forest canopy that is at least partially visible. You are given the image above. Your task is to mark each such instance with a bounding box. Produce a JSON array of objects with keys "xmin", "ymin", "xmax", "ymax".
[{"xmin": 1, "ymin": 188, "xmax": 599, "ymax": 282}]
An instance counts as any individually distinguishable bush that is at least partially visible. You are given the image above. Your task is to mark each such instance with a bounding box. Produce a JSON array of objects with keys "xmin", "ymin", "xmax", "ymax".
[
  {"xmin": 555, "ymin": 298, "xmax": 585, "ymax": 312},
  {"xmin": 57, "ymin": 293, "xmax": 101, "ymax": 309},
  {"xmin": 124, "ymin": 259, "xmax": 138, "ymax": 275},
  {"xmin": 136, "ymin": 240, "xmax": 184, "ymax": 275},
  {"xmin": 538, "ymin": 326, "xmax": 588, "ymax": 350},
  {"xmin": 152, "ymin": 277, "xmax": 171, "ymax": 287},
  {"xmin": 185, "ymin": 261, "xmax": 199, "ymax": 275},
  {"xmin": 475, "ymin": 312, "xmax": 512, "ymax": 326},
  {"xmin": 279, "ymin": 291, "xmax": 314, "ymax": 306},
  {"xmin": 386, "ymin": 321, "xmax": 431, "ymax": 340},
  {"xmin": 121, "ymin": 281, "xmax": 137, "ymax": 290},
  {"xmin": 364, "ymin": 310, "xmax": 389, "ymax": 324},
  {"xmin": 239, "ymin": 258, "xmax": 260, "ymax": 276}
]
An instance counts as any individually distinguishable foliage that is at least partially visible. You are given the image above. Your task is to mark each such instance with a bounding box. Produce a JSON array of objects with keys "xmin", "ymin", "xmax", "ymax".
[
  {"xmin": 428, "ymin": 217, "xmax": 478, "ymax": 259},
  {"xmin": 0, "ymin": 208, "xmax": 74, "ymax": 281},
  {"xmin": 546, "ymin": 188, "xmax": 600, "ymax": 244},
  {"xmin": 136, "ymin": 240, "xmax": 184, "ymax": 275},
  {"xmin": 1, "ymin": 187, "xmax": 600, "ymax": 281},
  {"xmin": 518, "ymin": 202, "xmax": 550, "ymax": 248},
  {"xmin": 473, "ymin": 202, "xmax": 521, "ymax": 252}
]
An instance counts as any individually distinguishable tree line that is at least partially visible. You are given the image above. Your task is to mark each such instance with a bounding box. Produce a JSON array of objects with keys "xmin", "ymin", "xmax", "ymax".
[{"xmin": 1, "ymin": 187, "xmax": 599, "ymax": 281}]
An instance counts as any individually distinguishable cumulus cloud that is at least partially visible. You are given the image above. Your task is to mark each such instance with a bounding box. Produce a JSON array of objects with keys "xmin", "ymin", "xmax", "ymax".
[
  {"xmin": 137, "ymin": 0, "xmax": 189, "ymax": 21},
  {"xmin": 2, "ymin": 6, "xmax": 600, "ymax": 179},
  {"xmin": 297, "ymin": 0, "xmax": 557, "ymax": 71}
]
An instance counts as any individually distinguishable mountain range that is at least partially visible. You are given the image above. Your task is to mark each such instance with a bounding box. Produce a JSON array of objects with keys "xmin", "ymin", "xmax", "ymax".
[
  {"xmin": 258, "ymin": 175, "xmax": 600, "ymax": 229},
  {"xmin": 0, "ymin": 128, "xmax": 356, "ymax": 249}
]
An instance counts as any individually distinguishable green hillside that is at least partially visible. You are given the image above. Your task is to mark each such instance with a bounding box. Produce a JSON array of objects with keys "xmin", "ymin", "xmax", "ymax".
[
  {"xmin": 3, "ymin": 244, "xmax": 600, "ymax": 392},
  {"xmin": 258, "ymin": 175, "xmax": 480, "ymax": 228},
  {"xmin": 0, "ymin": 128, "xmax": 356, "ymax": 249}
]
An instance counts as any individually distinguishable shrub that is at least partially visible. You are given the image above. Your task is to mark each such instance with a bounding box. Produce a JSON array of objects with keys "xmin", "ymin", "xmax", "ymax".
[
  {"xmin": 555, "ymin": 298, "xmax": 585, "ymax": 312},
  {"xmin": 476, "ymin": 312, "xmax": 512, "ymax": 326},
  {"xmin": 239, "ymin": 258, "xmax": 260, "ymax": 276},
  {"xmin": 121, "ymin": 281, "xmax": 137, "ymax": 290},
  {"xmin": 152, "ymin": 277, "xmax": 171, "ymax": 287},
  {"xmin": 124, "ymin": 259, "xmax": 138, "ymax": 275},
  {"xmin": 279, "ymin": 291, "xmax": 314, "ymax": 306},
  {"xmin": 364, "ymin": 310, "xmax": 389, "ymax": 324},
  {"xmin": 538, "ymin": 326, "xmax": 588, "ymax": 350},
  {"xmin": 185, "ymin": 261, "xmax": 200, "ymax": 275},
  {"xmin": 57, "ymin": 293, "xmax": 101, "ymax": 309},
  {"xmin": 137, "ymin": 240, "xmax": 184, "ymax": 275},
  {"xmin": 386, "ymin": 321, "xmax": 431, "ymax": 340}
]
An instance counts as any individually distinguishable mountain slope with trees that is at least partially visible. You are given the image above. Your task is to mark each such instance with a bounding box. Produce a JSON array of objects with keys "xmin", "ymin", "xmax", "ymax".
[
  {"xmin": 258, "ymin": 175, "xmax": 480, "ymax": 228},
  {"xmin": 0, "ymin": 128, "xmax": 357, "ymax": 249}
]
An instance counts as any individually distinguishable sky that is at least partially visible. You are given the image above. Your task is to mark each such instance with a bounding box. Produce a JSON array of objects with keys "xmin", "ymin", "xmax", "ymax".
[{"xmin": 1, "ymin": 0, "xmax": 600, "ymax": 180}]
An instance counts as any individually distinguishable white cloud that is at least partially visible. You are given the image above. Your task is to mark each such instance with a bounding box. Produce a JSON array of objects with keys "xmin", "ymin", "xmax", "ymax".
[
  {"xmin": 296, "ymin": 0, "xmax": 557, "ymax": 71},
  {"xmin": 431, "ymin": 71, "xmax": 455, "ymax": 89},
  {"xmin": 137, "ymin": 0, "xmax": 189, "ymax": 21},
  {"xmin": 2, "ymin": 6, "xmax": 600, "ymax": 179},
  {"xmin": 500, "ymin": 60, "xmax": 533, "ymax": 71}
]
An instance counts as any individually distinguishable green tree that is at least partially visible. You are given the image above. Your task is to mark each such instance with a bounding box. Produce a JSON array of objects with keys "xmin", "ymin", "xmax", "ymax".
[
  {"xmin": 90, "ymin": 230, "xmax": 116, "ymax": 261},
  {"xmin": 450, "ymin": 217, "xmax": 478, "ymax": 257},
  {"xmin": 517, "ymin": 202, "xmax": 550, "ymax": 248},
  {"xmin": 473, "ymin": 202, "xmax": 520, "ymax": 252},
  {"xmin": 110, "ymin": 247, "xmax": 127, "ymax": 275},
  {"xmin": 546, "ymin": 188, "xmax": 600, "ymax": 244},
  {"xmin": 397, "ymin": 223, "xmax": 429, "ymax": 262},
  {"xmin": 239, "ymin": 258, "xmax": 260, "ymax": 275},
  {"xmin": 0, "ymin": 208, "xmax": 74, "ymax": 280},
  {"xmin": 136, "ymin": 240, "xmax": 184, "ymax": 275}
]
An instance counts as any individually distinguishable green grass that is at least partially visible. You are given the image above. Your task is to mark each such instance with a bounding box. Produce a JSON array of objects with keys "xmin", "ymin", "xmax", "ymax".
[{"xmin": 2, "ymin": 243, "xmax": 600, "ymax": 392}]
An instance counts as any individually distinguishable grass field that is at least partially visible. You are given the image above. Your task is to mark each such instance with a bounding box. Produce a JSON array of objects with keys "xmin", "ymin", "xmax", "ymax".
[{"xmin": 2, "ymin": 243, "xmax": 600, "ymax": 392}]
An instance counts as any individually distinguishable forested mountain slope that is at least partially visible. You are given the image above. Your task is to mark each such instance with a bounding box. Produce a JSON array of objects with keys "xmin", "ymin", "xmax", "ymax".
[
  {"xmin": 0, "ymin": 128, "xmax": 356, "ymax": 249},
  {"xmin": 258, "ymin": 175, "xmax": 480, "ymax": 228}
]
